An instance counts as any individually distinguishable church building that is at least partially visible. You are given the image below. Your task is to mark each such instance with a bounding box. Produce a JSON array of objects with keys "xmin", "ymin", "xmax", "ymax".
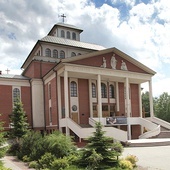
[{"xmin": 0, "ymin": 22, "xmax": 161, "ymax": 143}]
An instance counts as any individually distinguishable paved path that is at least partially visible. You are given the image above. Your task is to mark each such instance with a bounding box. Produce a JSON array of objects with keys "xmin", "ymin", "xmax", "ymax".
[
  {"xmin": 122, "ymin": 145, "xmax": 170, "ymax": 170},
  {"xmin": 1, "ymin": 156, "xmax": 34, "ymax": 170}
]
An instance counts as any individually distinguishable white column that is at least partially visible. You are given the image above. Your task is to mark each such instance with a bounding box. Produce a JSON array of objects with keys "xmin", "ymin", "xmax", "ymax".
[
  {"xmin": 139, "ymin": 84, "xmax": 143, "ymax": 117},
  {"xmin": 97, "ymin": 74, "xmax": 102, "ymax": 119},
  {"xmin": 57, "ymin": 75, "xmax": 62, "ymax": 131},
  {"xmin": 125, "ymin": 77, "xmax": 130, "ymax": 117},
  {"xmin": 125, "ymin": 77, "xmax": 131, "ymax": 140},
  {"xmin": 116, "ymin": 82, "xmax": 120, "ymax": 113},
  {"xmin": 64, "ymin": 70, "xmax": 69, "ymax": 135},
  {"xmin": 88, "ymin": 79, "xmax": 93, "ymax": 117},
  {"xmin": 149, "ymin": 79, "xmax": 154, "ymax": 117}
]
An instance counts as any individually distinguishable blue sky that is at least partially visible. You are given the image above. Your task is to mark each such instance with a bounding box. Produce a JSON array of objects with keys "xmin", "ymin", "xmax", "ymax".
[{"xmin": 0, "ymin": 0, "xmax": 170, "ymax": 96}]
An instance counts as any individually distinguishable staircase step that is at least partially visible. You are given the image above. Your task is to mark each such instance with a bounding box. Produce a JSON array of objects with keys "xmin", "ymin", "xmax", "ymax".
[{"xmin": 128, "ymin": 139, "xmax": 170, "ymax": 147}]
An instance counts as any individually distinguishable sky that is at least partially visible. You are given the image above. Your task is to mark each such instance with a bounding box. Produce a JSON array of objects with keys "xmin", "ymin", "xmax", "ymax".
[{"xmin": 0, "ymin": 0, "xmax": 170, "ymax": 97}]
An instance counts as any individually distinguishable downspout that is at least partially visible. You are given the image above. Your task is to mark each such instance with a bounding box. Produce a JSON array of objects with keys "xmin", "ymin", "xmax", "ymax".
[{"xmin": 29, "ymin": 79, "xmax": 33, "ymax": 130}]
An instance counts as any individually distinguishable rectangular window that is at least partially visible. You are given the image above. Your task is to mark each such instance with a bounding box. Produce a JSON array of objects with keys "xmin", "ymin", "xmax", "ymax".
[
  {"xmin": 48, "ymin": 83, "xmax": 51, "ymax": 99},
  {"xmin": 49, "ymin": 107, "xmax": 52, "ymax": 123}
]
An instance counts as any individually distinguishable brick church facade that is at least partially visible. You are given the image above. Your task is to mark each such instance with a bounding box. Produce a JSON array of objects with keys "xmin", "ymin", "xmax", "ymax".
[{"xmin": 0, "ymin": 23, "xmax": 159, "ymax": 142}]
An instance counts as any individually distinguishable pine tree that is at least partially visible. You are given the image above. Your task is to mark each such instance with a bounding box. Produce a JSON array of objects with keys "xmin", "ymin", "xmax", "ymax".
[
  {"xmin": 79, "ymin": 122, "xmax": 123, "ymax": 169},
  {"xmin": 10, "ymin": 98, "xmax": 29, "ymax": 141},
  {"xmin": 0, "ymin": 114, "xmax": 7, "ymax": 158}
]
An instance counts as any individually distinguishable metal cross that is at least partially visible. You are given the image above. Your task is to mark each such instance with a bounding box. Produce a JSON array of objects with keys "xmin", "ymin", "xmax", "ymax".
[
  {"xmin": 60, "ymin": 14, "xmax": 66, "ymax": 23},
  {"xmin": 5, "ymin": 68, "xmax": 10, "ymax": 74}
]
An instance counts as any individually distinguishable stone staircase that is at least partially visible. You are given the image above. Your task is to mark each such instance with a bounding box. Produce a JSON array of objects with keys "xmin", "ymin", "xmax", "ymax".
[{"xmin": 128, "ymin": 126, "xmax": 170, "ymax": 147}]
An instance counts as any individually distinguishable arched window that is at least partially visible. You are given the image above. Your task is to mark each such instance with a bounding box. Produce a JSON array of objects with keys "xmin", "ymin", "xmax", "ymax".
[
  {"xmin": 92, "ymin": 83, "xmax": 96, "ymax": 98},
  {"xmin": 70, "ymin": 81, "xmax": 77, "ymax": 97},
  {"xmin": 109, "ymin": 85, "xmax": 114, "ymax": 98},
  {"xmin": 71, "ymin": 52, "xmax": 76, "ymax": 57},
  {"xmin": 72, "ymin": 32, "xmax": 76, "ymax": 40},
  {"xmin": 53, "ymin": 49, "xmax": 58, "ymax": 58},
  {"xmin": 61, "ymin": 30, "xmax": 65, "ymax": 38},
  {"xmin": 45, "ymin": 48, "xmax": 51, "ymax": 57},
  {"xmin": 101, "ymin": 83, "xmax": 107, "ymax": 98},
  {"xmin": 60, "ymin": 50, "xmax": 65, "ymax": 59},
  {"xmin": 13, "ymin": 88, "xmax": 20, "ymax": 103},
  {"xmin": 67, "ymin": 31, "xmax": 70, "ymax": 39}
]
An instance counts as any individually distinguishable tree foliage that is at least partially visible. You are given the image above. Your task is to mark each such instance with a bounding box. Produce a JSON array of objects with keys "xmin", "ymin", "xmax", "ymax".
[
  {"xmin": 0, "ymin": 115, "xmax": 7, "ymax": 158},
  {"xmin": 10, "ymin": 98, "xmax": 29, "ymax": 139},
  {"xmin": 142, "ymin": 91, "xmax": 150, "ymax": 117},
  {"xmin": 78, "ymin": 122, "xmax": 123, "ymax": 169},
  {"xmin": 154, "ymin": 92, "xmax": 170, "ymax": 122}
]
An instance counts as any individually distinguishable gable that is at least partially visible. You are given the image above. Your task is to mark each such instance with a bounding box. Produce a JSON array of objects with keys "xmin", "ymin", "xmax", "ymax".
[{"xmin": 69, "ymin": 52, "xmax": 149, "ymax": 74}]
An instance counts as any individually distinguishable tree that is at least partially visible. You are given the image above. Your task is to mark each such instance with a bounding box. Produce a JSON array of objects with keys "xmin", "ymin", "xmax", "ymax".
[
  {"xmin": 10, "ymin": 98, "xmax": 29, "ymax": 141},
  {"xmin": 78, "ymin": 122, "xmax": 123, "ymax": 169},
  {"xmin": 0, "ymin": 114, "xmax": 7, "ymax": 158},
  {"xmin": 142, "ymin": 91, "xmax": 150, "ymax": 117},
  {"xmin": 154, "ymin": 92, "xmax": 170, "ymax": 122}
]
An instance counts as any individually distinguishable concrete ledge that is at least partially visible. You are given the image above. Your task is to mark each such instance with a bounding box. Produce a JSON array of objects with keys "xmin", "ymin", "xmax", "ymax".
[{"xmin": 128, "ymin": 138, "xmax": 170, "ymax": 147}]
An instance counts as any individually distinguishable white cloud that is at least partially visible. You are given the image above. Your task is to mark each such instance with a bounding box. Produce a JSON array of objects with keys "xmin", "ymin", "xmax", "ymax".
[{"xmin": 0, "ymin": 0, "xmax": 170, "ymax": 97}]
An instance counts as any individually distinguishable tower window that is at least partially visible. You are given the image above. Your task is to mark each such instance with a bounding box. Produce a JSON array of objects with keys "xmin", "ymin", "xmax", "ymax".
[
  {"xmin": 70, "ymin": 81, "xmax": 77, "ymax": 97},
  {"xmin": 72, "ymin": 32, "xmax": 76, "ymax": 40},
  {"xmin": 61, "ymin": 30, "xmax": 65, "ymax": 38},
  {"xmin": 101, "ymin": 83, "xmax": 107, "ymax": 98},
  {"xmin": 60, "ymin": 50, "xmax": 65, "ymax": 59},
  {"xmin": 71, "ymin": 52, "xmax": 76, "ymax": 57},
  {"xmin": 53, "ymin": 49, "xmax": 58, "ymax": 58},
  {"xmin": 45, "ymin": 48, "xmax": 51, "ymax": 57},
  {"xmin": 67, "ymin": 31, "xmax": 70, "ymax": 39}
]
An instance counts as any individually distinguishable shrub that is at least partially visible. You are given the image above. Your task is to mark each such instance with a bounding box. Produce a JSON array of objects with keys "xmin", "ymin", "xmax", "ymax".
[
  {"xmin": 38, "ymin": 152, "xmax": 55, "ymax": 169},
  {"xmin": 125, "ymin": 154, "xmax": 138, "ymax": 168},
  {"xmin": 44, "ymin": 131, "xmax": 76, "ymax": 158},
  {"xmin": 17, "ymin": 131, "xmax": 45, "ymax": 161},
  {"xmin": 119, "ymin": 159, "xmax": 133, "ymax": 170},
  {"xmin": 29, "ymin": 161, "xmax": 39, "ymax": 169},
  {"xmin": 51, "ymin": 157, "xmax": 69, "ymax": 170}
]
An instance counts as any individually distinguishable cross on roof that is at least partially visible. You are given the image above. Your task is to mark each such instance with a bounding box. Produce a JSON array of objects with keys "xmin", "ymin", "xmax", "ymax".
[
  {"xmin": 5, "ymin": 68, "xmax": 10, "ymax": 74},
  {"xmin": 60, "ymin": 14, "xmax": 66, "ymax": 23}
]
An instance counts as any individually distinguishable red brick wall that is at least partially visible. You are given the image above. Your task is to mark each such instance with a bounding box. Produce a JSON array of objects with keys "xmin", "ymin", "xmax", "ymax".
[
  {"xmin": 70, "ymin": 53, "xmax": 148, "ymax": 74},
  {"xmin": 0, "ymin": 85, "xmax": 12, "ymax": 128},
  {"xmin": 131, "ymin": 125, "xmax": 141, "ymax": 139},
  {"xmin": 21, "ymin": 86, "xmax": 32, "ymax": 127},
  {"xmin": 118, "ymin": 82, "xmax": 125, "ymax": 116},
  {"xmin": 24, "ymin": 61, "xmax": 56, "ymax": 78},
  {"xmin": 78, "ymin": 79, "xmax": 90, "ymax": 124},
  {"xmin": 130, "ymin": 84, "xmax": 140, "ymax": 117}
]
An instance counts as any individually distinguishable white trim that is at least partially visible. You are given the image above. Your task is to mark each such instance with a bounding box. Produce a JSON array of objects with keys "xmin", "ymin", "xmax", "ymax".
[{"xmin": 0, "ymin": 79, "xmax": 30, "ymax": 86}]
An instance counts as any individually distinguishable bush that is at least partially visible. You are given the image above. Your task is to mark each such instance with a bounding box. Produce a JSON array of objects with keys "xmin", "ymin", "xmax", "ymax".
[
  {"xmin": 119, "ymin": 159, "xmax": 133, "ymax": 170},
  {"xmin": 38, "ymin": 152, "xmax": 55, "ymax": 169},
  {"xmin": 29, "ymin": 161, "xmax": 39, "ymax": 169},
  {"xmin": 51, "ymin": 157, "xmax": 69, "ymax": 170},
  {"xmin": 125, "ymin": 155, "xmax": 138, "ymax": 168},
  {"xmin": 17, "ymin": 131, "xmax": 45, "ymax": 161},
  {"xmin": 44, "ymin": 131, "xmax": 76, "ymax": 158}
]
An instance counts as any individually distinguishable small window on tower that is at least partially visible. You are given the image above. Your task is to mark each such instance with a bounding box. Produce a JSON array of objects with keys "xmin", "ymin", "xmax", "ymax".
[
  {"xmin": 67, "ymin": 31, "xmax": 70, "ymax": 39},
  {"xmin": 60, "ymin": 50, "xmax": 65, "ymax": 59},
  {"xmin": 45, "ymin": 48, "xmax": 51, "ymax": 57},
  {"xmin": 72, "ymin": 32, "xmax": 76, "ymax": 40},
  {"xmin": 53, "ymin": 49, "xmax": 58, "ymax": 58},
  {"xmin": 61, "ymin": 30, "xmax": 65, "ymax": 38}
]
